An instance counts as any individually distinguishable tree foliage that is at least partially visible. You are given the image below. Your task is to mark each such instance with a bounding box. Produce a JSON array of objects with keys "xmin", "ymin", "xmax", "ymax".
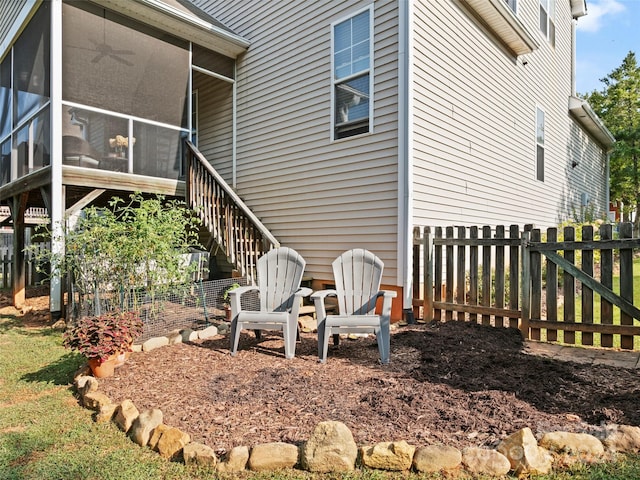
[{"xmin": 584, "ymin": 51, "xmax": 640, "ymax": 230}]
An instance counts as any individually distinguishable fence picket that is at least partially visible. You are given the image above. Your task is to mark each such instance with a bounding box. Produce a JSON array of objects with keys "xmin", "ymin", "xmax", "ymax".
[
  {"xmin": 620, "ymin": 223, "xmax": 634, "ymax": 349},
  {"xmin": 469, "ymin": 226, "xmax": 479, "ymax": 323},
  {"xmin": 434, "ymin": 227, "xmax": 443, "ymax": 322},
  {"xmin": 582, "ymin": 226, "xmax": 594, "ymax": 346},
  {"xmin": 600, "ymin": 223, "xmax": 614, "ymax": 348},
  {"xmin": 530, "ymin": 229, "xmax": 542, "ymax": 341},
  {"xmin": 509, "ymin": 225, "xmax": 520, "ymax": 329},
  {"xmin": 563, "ymin": 226, "xmax": 576, "ymax": 345},
  {"xmin": 546, "ymin": 227, "xmax": 558, "ymax": 342},
  {"xmin": 495, "ymin": 225, "xmax": 505, "ymax": 328},
  {"xmin": 481, "ymin": 226, "xmax": 491, "ymax": 326}
]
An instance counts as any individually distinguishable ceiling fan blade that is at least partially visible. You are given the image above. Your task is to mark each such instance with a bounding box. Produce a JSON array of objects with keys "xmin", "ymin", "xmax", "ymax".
[
  {"xmin": 91, "ymin": 53, "xmax": 106, "ymax": 63},
  {"xmin": 110, "ymin": 54, "xmax": 133, "ymax": 67}
]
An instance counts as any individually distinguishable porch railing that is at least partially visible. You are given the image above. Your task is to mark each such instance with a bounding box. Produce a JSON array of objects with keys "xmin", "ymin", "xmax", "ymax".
[{"xmin": 185, "ymin": 141, "xmax": 279, "ymax": 282}]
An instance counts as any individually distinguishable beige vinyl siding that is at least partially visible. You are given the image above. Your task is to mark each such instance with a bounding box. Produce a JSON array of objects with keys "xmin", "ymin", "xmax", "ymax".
[
  {"xmin": 193, "ymin": 0, "xmax": 400, "ymax": 285},
  {"xmin": 564, "ymin": 123, "xmax": 609, "ymax": 218},
  {"xmin": 412, "ymin": 0, "xmax": 607, "ymax": 229},
  {"xmin": 192, "ymin": 72, "xmax": 234, "ymax": 182},
  {"xmin": 0, "ymin": 0, "xmax": 30, "ymax": 57}
]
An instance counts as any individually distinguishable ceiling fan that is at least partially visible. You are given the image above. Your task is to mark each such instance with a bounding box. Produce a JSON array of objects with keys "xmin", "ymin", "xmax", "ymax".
[{"xmin": 87, "ymin": 38, "xmax": 134, "ymax": 66}]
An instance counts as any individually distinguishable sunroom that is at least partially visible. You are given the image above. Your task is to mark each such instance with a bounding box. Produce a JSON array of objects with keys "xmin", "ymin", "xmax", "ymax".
[{"xmin": 0, "ymin": 0, "xmax": 251, "ymax": 314}]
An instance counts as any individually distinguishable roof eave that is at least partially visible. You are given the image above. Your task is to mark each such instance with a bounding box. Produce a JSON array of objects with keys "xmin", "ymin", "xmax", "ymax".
[
  {"xmin": 90, "ymin": 0, "xmax": 250, "ymax": 58},
  {"xmin": 569, "ymin": 96, "xmax": 616, "ymax": 149},
  {"xmin": 570, "ymin": 0, "xmax": 588, "ymax": 19}
]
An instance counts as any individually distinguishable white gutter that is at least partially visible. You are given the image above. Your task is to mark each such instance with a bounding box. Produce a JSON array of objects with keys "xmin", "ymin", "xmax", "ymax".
[
  {"xmin": 135, "ymin": 0, "xmax": 250, "ymax": 49},
  {"xmin": 398, "ymin": 0, "xmax": 413, "ymax": 316},
  {"xmin": 569, "ymin": 96, "xmax": 616, "ymax": 148}
]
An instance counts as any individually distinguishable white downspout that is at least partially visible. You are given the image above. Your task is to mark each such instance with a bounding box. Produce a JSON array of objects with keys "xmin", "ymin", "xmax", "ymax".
[
  {"xmin": 50, "ymin": 0, "xmax": 64, "ymax": 316},
  {"xmin": 571, "ymin": 18, "xmax": 577, "ymax": 96},
  {"xmin": 398, "ymin": 0, "xmax": 414, "ymax": 320}
]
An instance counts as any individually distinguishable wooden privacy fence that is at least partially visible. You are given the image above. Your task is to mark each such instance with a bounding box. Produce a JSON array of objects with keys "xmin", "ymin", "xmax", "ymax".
[{"xmin": 412, "ymin": 222, "xmax": 640, "ymax": 350}]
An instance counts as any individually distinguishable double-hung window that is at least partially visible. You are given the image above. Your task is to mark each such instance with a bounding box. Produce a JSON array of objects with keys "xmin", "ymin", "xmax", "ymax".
[
  {"xmin": 536, "ymin": 107, "xmax": 545, "ymax": 182},
  {"xmin": 539, "ymin": 0, "xmax": 555, "ymax": 46},
  {"xmin": 332, "ymin": 7, "xmax": 372, "ymax": 140}
]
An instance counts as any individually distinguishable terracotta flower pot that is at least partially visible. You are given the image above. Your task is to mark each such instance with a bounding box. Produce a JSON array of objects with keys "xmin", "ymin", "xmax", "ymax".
[
  {"xmin": 114, "ymin": 350, "xmax": 131, "ymax": 368},
  {"xmin": 88, "ymin": 356, "xmax": 117, "ymax": 378}
]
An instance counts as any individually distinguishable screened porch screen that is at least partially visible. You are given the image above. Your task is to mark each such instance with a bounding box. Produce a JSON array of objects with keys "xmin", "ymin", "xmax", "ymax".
[{"xmin": 62, "ymin": 2, "xmax": 189, "ymax": 128}]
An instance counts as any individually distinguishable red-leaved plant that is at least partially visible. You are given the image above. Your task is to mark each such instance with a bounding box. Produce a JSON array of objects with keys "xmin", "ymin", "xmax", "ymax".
[{"xmin": 63, "ymin": 311, "xmax": 143, "ymax": 363}]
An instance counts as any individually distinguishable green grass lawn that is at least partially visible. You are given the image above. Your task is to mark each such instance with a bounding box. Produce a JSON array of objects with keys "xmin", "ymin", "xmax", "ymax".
[{"xmin": 2, "ymin": 311, "xmax": 640, "ymax": 480}]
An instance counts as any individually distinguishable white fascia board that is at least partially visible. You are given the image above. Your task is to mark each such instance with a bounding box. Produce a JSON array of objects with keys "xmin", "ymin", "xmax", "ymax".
[
  {"xmin": 569, "ymin": 96, "xmax": 616, "ymax": 148},
  {"xmin": 90, "ymin": 0, "xmax": 250, "ymax": 58}
]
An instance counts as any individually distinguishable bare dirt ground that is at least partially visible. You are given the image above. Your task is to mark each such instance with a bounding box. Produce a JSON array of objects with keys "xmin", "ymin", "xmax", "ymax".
[{"xmin": 5, "ymin": 287, "xmax": 640, "ymax": 456}]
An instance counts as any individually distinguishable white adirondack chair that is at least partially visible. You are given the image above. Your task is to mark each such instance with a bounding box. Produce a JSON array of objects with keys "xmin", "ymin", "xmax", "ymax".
[
  {"xmin": 229, "ymin": 247, "xmax": 311, "ymax": 359},
  {"xmin": 311, "ymin": 249, "xmax": 397, "ymax": 364}
]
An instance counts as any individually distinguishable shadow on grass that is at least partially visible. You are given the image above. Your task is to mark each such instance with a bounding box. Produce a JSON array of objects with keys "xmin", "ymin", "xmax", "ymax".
[{"xmin": 21, "ymin": 352, "xmax": 85, "ymax": 386}]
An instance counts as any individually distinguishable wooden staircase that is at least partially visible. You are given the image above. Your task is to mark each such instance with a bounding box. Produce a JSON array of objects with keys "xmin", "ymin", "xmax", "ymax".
[{"xmin": 185, "ymin": 141, "xmax": 279, "ymax": 282}]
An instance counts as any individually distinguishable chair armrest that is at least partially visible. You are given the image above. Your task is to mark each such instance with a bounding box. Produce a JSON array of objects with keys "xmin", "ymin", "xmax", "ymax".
[
  {"xmin": 310, "ymin": 289, "xmax": 337, "ymax": 301},
  {"xmin": 311, "ymin": 289, "xmax": 337, "ymax": 321},
  {"xmin": 296, "ymin": 287, "xmax": 313, "ymax": 298},
  {"xmin": 229, "ymin": 285, "xmax": 259, "ymax": 317},
  {"xmin": 378, "ymin": 290, "xmax": 397, "ymax": 321}
]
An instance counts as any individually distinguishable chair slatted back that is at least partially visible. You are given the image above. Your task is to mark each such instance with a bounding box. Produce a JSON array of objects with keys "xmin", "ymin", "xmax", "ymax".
[
  {"xmin": 332, "ymin": 249, "xmax": 383, "ymax": 316},
  {"xmin": 257, "ymin": 247, "xmax": 306, "ymax": 312}
]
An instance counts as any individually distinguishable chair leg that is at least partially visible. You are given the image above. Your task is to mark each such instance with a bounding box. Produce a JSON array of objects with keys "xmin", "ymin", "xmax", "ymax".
[
  {"xmin": 230, "ymin": 320, "xmax": 241, "ymax": 356},
  {"xmin": 333, "ymin": 333, "xmax": 340, "ymax": 346},
  {"xmin": 321, "ymin": 325, "xmax": 331, "ymax": 363},
  {"xmin": 317, "ymin": 317, "xmax": 326, "ymax": 362},
  {"xmin": 254, "ymin": 329, "xmax": 262, "ymax": 340},
  {"xmin": 377, "ymin": 321, "xmax": 390, "ymax": 364},
  {"xmin": 283, "ymin": 322, "xmax": 296, "ymax": 359}
]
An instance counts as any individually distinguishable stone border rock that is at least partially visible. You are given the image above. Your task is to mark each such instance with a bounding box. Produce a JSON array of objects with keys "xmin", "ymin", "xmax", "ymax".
[{"xmin": 73, "ymin": 327, "xmax": 640, "ymax": 477}]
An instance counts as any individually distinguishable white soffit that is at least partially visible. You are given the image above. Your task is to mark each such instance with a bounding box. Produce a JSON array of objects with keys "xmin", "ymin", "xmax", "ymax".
[
  {"xmin": 90, "ymin": 0, "xmax": 250, "ymax": 58},
  {"xmin": 569, "ymin": 96, "xmax": 616, "ymax": 148},
  {"xmin": 461, "ymin": 0, "xmax": 538, "ymax": 56}
]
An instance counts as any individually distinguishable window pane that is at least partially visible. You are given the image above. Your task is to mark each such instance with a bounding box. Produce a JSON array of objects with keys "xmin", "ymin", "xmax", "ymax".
[
  {"xmin": 334, "ymin": 21, "xmax": 350, "ymax": 53},
  {"xmin": 352, "ymin": 11, "xmax": 369, "ymax": 44},
  {"xmin": 537, "ymin": 145, "xmax": 544, "ymax": 181},
  {"xmin": 333, "ymin": 9, "xmax": 370, "ymax": 81},
  {"xmin": 536, "ymin": 108, "xmax": 545, "ymax": 145},
  {"xmin": 539, "ymin": 5, "xmax": 548, "ymax": 36},
  {"xmin": 336, "ymin": 74, "xmax": 369, "ymax": 124},
  {"xmin": 0, "ymin": 56, "xmax": 11, "ymax": 139},
  {"xmin": 13, "ymin": 2, "xmax": 50, "ymax": 124},
  {"xmin": 62, "ymin": 2, "xmax": 189, "ymax": 127},
  {"xmin": 1, "ymin": 139, "xmax": 10, "ymax": 186}
]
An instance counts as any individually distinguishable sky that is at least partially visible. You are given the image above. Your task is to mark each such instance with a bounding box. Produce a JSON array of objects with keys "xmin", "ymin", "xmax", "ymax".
[{"xmin": 575, "ymin": 0, "xmax": 640, "ymax": 94}]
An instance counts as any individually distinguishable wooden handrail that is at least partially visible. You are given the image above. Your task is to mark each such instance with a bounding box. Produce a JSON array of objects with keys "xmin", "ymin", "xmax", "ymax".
[{"xmin": 185, "ymin": 141, "xmax": 279, "ymax": 282}]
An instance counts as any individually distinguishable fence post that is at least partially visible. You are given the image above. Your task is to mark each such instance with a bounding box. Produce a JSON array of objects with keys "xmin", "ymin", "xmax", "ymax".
[
  {"xmin": 423, "ymin": 227, "xmax": 433, "ymax": 322},
  {"xmin": 520, "ymin": 230, "xmax": 531, "ymax": 339}
]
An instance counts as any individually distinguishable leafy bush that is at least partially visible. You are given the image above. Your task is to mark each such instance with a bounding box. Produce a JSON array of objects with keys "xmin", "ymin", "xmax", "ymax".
[
  {"xmin": 30, "ymin": 193, "xmax": 203, "ymax": 316},
  {"xmin": 62, "ymin": 311, "xmax": 143, "ymax": 361}
]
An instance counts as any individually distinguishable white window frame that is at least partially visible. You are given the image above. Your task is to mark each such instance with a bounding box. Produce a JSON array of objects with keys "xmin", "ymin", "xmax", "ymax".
[
  {"xmin": 330, "ymin": 5, "xmax": 374, "ymax": 141},
  {"xmin": 505, "ymin": 0, "xmax": 517, "ymax": 14},
  {"xmin": 539, "ymin": 0, "xmax": 555, "ymax": 45},
  {"xmin": 536, "ymin": 106, "xmax": 545, "ymax": 182}
]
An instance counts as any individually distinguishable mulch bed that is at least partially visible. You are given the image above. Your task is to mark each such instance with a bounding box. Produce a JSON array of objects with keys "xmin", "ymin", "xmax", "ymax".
[
  {"xmin": 5, "ymin": 288, "xmax": 640, "ymax": 456},
  {"xmin": 97, "ymin": 320, "xmax": 640, "ymax": 455}
]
